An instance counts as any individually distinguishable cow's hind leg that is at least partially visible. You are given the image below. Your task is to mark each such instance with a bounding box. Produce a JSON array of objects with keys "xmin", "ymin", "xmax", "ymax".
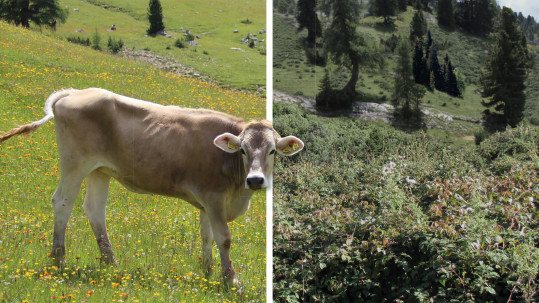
[
  {"xmin": 200, "ymin": 210, "xmax": 214, "ymax": 276},
  {"xmin": 50, "ymin": 175, "xmax": 84, "ymax": 265},
  {"xmin": 82, "ymin": 170, "xmax": 116, "ymax": 264}
]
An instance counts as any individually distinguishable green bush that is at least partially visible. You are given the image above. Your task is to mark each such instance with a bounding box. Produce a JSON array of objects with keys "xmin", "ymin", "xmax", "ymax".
[
  {"xmin": 273, "ymin": 103, "xmax": 539, "ymax": 302},
  {"xmin": 107, "ymin": 36, "xmax": 124, "ymax": 53},
  {"xmin": 91, "ymin": 29, "xmax": 101, "ymax": 50},
  {"xmin": 478, "ymin": 123, "xmax": 539, "ymax": 163},
  {"xmin": 66, "ymin": 36, "xmax": 91, "ymax": 46},
  {"xmin": 174, "ymin": 38, "xmax": 186, "ymax": 48}
]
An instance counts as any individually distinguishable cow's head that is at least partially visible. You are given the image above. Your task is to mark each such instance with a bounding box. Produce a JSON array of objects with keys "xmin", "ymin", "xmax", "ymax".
[{"xmin": 214, "ymin": 121, "xmax": 304, "ymax": 190}]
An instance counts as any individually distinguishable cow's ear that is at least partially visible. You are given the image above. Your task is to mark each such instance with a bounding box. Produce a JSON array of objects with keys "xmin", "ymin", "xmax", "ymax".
[
  {"xmin": 276, "ymin": 136, "xmax": 304, "ymax": 156},
  {"xmin": 214, "ymin": 133, "xmax": 241, "ymax": 153}
]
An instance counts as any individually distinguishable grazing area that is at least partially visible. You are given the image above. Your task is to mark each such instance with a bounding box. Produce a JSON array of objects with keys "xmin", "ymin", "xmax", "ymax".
[
  {"xmin": 54, "ymin": 0, "xmax": 266, "ymax": 90},
  {"xmin": 0, "ymin": 20, "xmax": 266, "ymax": 302}
]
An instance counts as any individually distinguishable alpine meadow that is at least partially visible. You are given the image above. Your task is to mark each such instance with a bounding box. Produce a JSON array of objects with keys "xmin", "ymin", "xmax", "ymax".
[
  {"xmin": 0, "ymin": 0, "xmax": 266, "ymax": 300},
  {"xmin": 273, "ymin": 0, "xmax": 538, "ymax": 302}
]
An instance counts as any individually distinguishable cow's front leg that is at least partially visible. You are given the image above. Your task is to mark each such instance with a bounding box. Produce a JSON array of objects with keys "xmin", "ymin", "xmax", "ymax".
[
  {"xmin": 200, "ymin": 210, "xmax": 214, "ymax": 276},
  {"xmin": 206, "ymin": 206, "xmax": 238, "ymax": 288}
]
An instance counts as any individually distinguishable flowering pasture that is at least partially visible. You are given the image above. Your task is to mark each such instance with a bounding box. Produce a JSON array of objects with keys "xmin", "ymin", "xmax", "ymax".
[{"xmin": 0, "ymin": 21, "xmax": 266, "ymax": 302}]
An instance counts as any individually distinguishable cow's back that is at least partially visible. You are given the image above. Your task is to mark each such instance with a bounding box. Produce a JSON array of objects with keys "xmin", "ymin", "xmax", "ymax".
[{"xmin": 53, "ymin": 88, "xmax": 246, "ymax": 206}]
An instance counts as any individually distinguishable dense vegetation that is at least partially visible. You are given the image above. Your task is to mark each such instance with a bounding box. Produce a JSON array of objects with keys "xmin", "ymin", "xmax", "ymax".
[{"xmin": 273, "ymin": 102, "xmax": 538, "ymax": 302}]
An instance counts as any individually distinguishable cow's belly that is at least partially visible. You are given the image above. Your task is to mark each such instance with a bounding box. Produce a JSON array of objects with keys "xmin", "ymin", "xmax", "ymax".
[{"xmin": 97, "ymin": 167, "xmax": 205, "ymax": 209}]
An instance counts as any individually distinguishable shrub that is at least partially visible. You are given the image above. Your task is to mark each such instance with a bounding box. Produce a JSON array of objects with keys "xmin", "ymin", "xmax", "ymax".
[
  {"xmin": 91, "ymin": 29, "xmax": 101, "ymax": 50},
  {"xmin": 107, "ymin": 36, "xmax": 124, "ymax": 53},
  {"xmin": 185, "ymin": 33, "xmax": 195, "ymax": 41},
  {"xmin": 273, "ymin": 103, "xmax": 539, "ymax": 302},
  {"xmin": 66, "ymin": 36, "xmax": 91, "ymax": 46},
  {"xmin": 174, "ymin": 38, "xmax": 186, "ymax": 48},
  {"xmin": 478, "ymin": 123, "xmax": 539, "ymax": 162}
]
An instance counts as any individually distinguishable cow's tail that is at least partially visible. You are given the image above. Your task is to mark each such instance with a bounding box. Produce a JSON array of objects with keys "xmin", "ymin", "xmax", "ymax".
[{"xmin": 0, "ymin": 89, "xmax": 78, "ymax": 143}]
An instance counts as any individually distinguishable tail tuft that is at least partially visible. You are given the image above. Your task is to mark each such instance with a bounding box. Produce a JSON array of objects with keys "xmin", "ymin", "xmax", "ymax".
[{"xmin": 0, "ymin": 88, "xmax": 78, "ymax": 144}]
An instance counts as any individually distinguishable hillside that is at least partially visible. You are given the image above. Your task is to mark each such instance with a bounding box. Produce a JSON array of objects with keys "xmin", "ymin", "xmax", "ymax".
[
  {"xmin": 273, "ymin": 8, "xmax": 539, "ymax": 127},
  {"xmin": 0, "ymin": 20, "xmax": 265, "ymax": 302},
  {"xmin": 272, "ymin": 6, "xmax": 538, "ymax": 302},
  {"xmin": 52, "ymin": 0, "xmax": 266, "ymax": 90}
]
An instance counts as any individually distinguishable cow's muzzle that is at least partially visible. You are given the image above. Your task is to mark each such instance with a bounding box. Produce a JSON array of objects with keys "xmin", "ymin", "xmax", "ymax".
[{"xmin": 246, "ymin": 173, "xmax": 266, "ymax": 190}]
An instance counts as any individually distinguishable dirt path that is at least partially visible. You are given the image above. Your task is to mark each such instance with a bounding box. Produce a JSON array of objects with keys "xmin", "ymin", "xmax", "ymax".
[
  {"xmin": 273, "ymin": 90, "xmax": 482, "ymax": 131},
  {"xmin": 120, "ymin": 48, "xmax": 215, "ymax": 83}
]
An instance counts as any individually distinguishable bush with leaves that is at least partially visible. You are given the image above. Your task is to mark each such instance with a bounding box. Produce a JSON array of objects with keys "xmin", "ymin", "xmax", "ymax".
[
  {"xmin": 107, "ymin": 36, "xmax": 124, "ymax": 53},
  {"xmin": 273, "ymin": 102, "xmax": 539, "ymax": 302}
]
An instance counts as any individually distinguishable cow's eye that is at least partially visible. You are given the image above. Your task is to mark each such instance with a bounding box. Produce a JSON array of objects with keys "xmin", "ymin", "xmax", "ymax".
[
  {"xmin": 269, "ymin": 149, "xmax": 276, "ymax": 156},
  {"xmin": 241, "ymin": 148, "xmax": 246, "ymax": 155}
]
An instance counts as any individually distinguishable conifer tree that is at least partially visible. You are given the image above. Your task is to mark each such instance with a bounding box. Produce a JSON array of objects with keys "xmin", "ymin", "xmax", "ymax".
[
  {"xmin": 147, "ymin": 0, "xmax": 164, "ymax": 35},
  {"xmin": 412, "ymin": 39, "xmax": 429, "ymax": 86},
  {"xmin": 481, "ymin": 7, "xmax": 529, "ymax": 127},
  {"xmin": 410, "ymin": 9, "xmax": 427, "ymax": 42},
  {"xmin": 371, "ymin": 0, "xmax": 397, "ymax": 25},
  {"xmin": 319, "ymin": 0, "xmax": 383, "ymax": 101},
  {"xmin": 426, "ymin": 46, "xmax": 444, "ymax": 91},
  {"xmin": 0, "ymin": 0, "xmax": 67, "ymax": 28},
  {"xmin": 444, "ymin": 54, "xmax": 460, "ymax": 97},
  {"xmin": 393, "ymin": 38, "xmax": 424, "ymax": 120},
  {"xmin": 296, "ymin": 0, "xmax": 321, "ymax": 45},
  {"xmin": 436, "ymin": 0, "xmax": 455, "ymax": 28}
]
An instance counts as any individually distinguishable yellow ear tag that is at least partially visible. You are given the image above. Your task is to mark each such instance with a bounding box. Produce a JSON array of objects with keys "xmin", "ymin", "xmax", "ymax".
[
  {"xmin": 292, "ymin": 142, "xmax": 299, "ymax": 151},
  {"xmin": 283, "ymin": 146, "xmax": 291, "ymax": 154},
  {"xmin": 227, "ymin": 142, "xmax": 236, "ymax": 150}
]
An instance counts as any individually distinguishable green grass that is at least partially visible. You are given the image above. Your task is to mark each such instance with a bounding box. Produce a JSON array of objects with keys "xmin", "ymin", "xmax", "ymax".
[
  {"xmin": 0, "ymin": 20, "xmax": 265, "ymax": 302},
  {"xmin": 273, "ymin": 14, "xmax": 324, "ymax": 98},
  {"xmin": 52, "ymin": 0, "xmax": 266, "ymax": 90}
]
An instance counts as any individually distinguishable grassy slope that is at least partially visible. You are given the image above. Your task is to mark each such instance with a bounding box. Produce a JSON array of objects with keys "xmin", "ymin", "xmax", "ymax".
[
  {"xmin": 274, "ymin": 7, "xmax": 539, "ymax": 126},
  {"xmin": 0, "ymin": 21, "xmax": 265, "ymax": 302},
  {"xmin": 54, "ymin": 0, "xmax": 266, "ymax": 90}
]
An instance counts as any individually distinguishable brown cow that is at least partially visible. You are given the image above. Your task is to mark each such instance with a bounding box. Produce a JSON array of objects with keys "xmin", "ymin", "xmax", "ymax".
[{"xmin": 0, "ymin": 88, "xmax": 304, "ymax": 286}]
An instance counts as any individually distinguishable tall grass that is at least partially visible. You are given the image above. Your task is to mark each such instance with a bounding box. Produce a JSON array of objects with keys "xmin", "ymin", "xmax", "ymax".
[{"xmin": 0, "ymin": 20, "xmax": 266, "ymax": 302}]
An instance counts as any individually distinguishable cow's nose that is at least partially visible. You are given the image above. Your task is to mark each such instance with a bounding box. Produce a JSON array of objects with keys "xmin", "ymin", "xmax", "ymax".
[{"xmin": 246, "ymin": 176, "xmax": 264, "ymax": 189}]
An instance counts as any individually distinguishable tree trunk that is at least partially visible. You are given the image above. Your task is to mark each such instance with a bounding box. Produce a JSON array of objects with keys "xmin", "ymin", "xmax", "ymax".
[
  {"xmin": 343, "ymin": 59, "xmax": 359, "ymax": 95},
  {"xmin": 20, "ymin": 0, "xmax": 31, "ymax": 28}
]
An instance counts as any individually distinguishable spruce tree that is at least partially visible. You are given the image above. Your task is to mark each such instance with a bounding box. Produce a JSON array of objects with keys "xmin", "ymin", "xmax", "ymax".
[
  {"xmin": 444, "ymin": 54, "xmax": 460, "ymax": 97},
  {"xmin": 426, "ymin": 46, "xmax": 444, "ymax": 91},
  {"xmin": 320, "ymin": 0, "xmax": 383, "ymax": 104},
  {"xmin": 371, "ymin": 0, "xmax": 397, "ymax": 25},
  {"xmin": 296, "ymin": 0, "xmax": 321, "ymax": 45},
  {"xmin": 412, "ymin": 39, "xmax": 429, "ymax": 86},
  {"xmin": 437, "ymin": 0, "xmax": 455, "ymax": 28},
  {"xmin": 481, "ymin": 7, "xmax": 529, "ymax": 127},
  {"xmin": 410, "ymin": 9, "xmax": 427, "ymax": 42},
  {"xmin": 455, "ymin": 0, "xmax": 496, "ymax": 36},
  {"xmin": 393, "ymin": 38, "xmax": 424, "ymax": 120},
  {"xmin": 147, "ymin": 0, "xmax": 164, "ymax": 35},
  {"xmin": 0, "ymin": 0, "xmax": 67, "ymax": 28}
]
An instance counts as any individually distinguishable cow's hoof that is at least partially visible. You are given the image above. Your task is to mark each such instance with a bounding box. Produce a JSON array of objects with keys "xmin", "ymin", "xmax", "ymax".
[{"xmin": 223, "ymin": 276, "xmax": 243, "ymax": 292}]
